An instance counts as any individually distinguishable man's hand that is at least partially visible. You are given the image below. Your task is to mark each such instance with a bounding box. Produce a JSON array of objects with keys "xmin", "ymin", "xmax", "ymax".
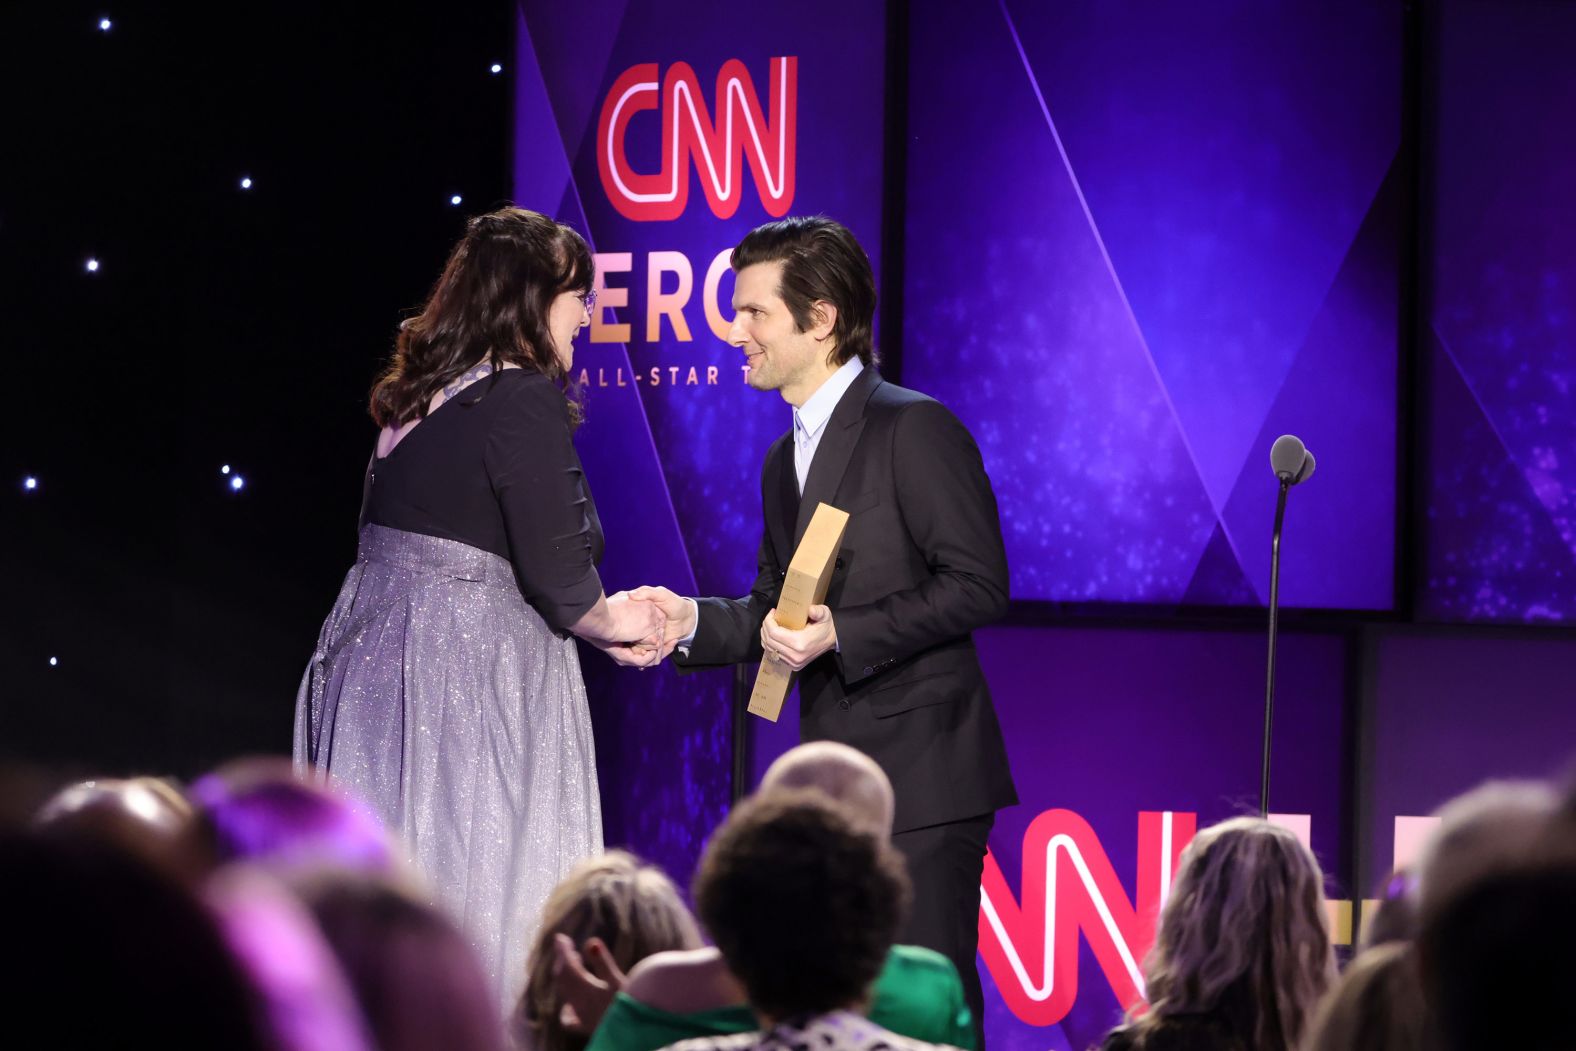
[
  {"xmin": 760, "ymin": 604, "xmax": 837, "ymax": 671},
  {"xmin": 550, "ymin": 933, "xmax": 626, "ymax": 1034}
]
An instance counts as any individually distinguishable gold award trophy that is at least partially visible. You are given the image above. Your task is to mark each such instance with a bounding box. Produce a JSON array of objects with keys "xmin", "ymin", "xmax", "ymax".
[{"xmin": 747, "ymin": 502, "xmax": 850, "ymax": 722}]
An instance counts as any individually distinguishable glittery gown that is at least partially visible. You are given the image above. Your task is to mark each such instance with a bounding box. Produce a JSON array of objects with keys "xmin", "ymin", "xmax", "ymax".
[{"xmin": 293, "ymin": 368, "xmax": 604, "ymax": 1013}]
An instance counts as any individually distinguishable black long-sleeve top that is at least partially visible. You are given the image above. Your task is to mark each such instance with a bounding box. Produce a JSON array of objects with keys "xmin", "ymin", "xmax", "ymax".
[{"xmin": 360, "ymin": 368, "xmax": 604, "ymax": 631}]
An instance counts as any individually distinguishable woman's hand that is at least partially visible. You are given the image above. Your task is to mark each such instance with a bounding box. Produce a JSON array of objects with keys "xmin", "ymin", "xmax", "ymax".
[
  {"xmin": 609, "ymin": 591, "xmax": 665, "ymax": 645},
  {"xmin": 550, "ymin": 933, "xmax": 626, "ymax": 1034},
  {"xmin": 571, "ymin": 591, "xmax": 664, "ymax": 667},
  {"xmin": 594, "ymin": 592, "xmax": 666, "ymax": 668}
]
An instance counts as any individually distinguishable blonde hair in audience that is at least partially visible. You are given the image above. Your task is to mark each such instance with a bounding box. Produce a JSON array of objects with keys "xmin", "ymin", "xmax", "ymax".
[{"xmin": 516, "ymin": 850, "xmax": 702, "ymax": 1051}]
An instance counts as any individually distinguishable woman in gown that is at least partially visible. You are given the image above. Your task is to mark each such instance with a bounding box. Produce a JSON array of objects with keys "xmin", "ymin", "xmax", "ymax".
[{"xmin": 293, "ymin": 207, "xmax": 661, "ymax": 1012}]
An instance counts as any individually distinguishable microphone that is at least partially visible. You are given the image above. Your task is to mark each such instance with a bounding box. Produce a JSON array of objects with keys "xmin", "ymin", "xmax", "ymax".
[
  {"xmin": 1271, "ymin": 434, "xmax": 1316, "ymax": 486},
  {"xmin": 1292, "ymin": 450, "xmax": 1317, "ymax": 488},
  {"xmin": 1294, "ymin": 452, "xmax": 1316, "ymax": 485},
  {"xmin": 1271, "ymin": 434, "xmax": 1306, "ymax": 481},
  {"xmin": 1260, "ymin": 434, "xmax": 1315, "ymax": 816}
]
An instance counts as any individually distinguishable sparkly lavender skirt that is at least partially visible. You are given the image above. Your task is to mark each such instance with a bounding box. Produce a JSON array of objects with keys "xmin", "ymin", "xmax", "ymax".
[{"xmin": 293, "ymin": 523, "xmax": 602, "ymax": 1012}]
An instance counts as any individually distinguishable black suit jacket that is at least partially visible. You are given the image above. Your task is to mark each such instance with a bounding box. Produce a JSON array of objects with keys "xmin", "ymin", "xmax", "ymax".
[{"xmin": 676, "ymin": 368, "xmax": 1018, "ymax": 832}]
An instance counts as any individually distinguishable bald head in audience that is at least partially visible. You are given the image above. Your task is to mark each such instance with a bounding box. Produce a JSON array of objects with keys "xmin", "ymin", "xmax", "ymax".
[
  {"xmin": 759, "ymin": 742, "xmax": 894, "ymax": 836},
  {"xmin": 591, "ymin": 743, "xmax": 900, "ymax": 1024}
]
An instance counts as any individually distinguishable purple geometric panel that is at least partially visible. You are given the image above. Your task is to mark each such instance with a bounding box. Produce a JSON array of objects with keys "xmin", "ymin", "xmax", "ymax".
[
  {"xmin": 1420, "ymin": 330, "xmax": 1576, "ymax": 622},
  {"xmin": 1222, "ymin": 159, "xmax": 1403, "ymax": 611},
  {"xmin": 1002, "ymin": 0, "xmax": 1402, "ymax": 512},
  {"xmin": 1180, "ymin": 523, "xmax": 1258, "ymax": 607},
  {"xmin": 904, "ymin": 1, "xmax": 1219, "ymax": 604},
  {"xmin": 1422, "ymin": 0, "xmax": 1576, "ymax": 620},
  {"xmin": 905, "ymin": 0, "xmax": 1400, "ymax": 609}
]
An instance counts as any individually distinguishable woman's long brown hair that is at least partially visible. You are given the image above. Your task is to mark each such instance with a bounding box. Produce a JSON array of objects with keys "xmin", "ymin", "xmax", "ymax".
[
  {"xmin": 1120, "ymin": 817, "xmax": 1337, "ymax": 1051},
  {"xmin": 369, "ymin": 207, "xmax": 593, "ymax": 428}
]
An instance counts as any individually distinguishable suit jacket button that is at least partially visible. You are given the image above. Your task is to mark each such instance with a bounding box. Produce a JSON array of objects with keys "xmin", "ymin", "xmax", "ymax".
[
  {"xmin": 838, "ymin": 699, "xmax": 850, "ymax": 710},
  {"xmin": 862, "ymin": 666, "xmax": 873, "ymax": 676}
]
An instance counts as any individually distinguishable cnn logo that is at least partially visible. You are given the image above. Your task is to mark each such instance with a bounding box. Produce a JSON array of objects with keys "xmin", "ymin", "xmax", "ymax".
[{"xmin": 597, "ymin": 57, "xmax": 798, "ymax": 221}]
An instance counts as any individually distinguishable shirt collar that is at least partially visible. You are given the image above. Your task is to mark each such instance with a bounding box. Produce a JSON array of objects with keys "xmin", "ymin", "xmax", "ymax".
[{"xmin": 794, "ymin": 357, "xmax": 864, "ymax": 440}]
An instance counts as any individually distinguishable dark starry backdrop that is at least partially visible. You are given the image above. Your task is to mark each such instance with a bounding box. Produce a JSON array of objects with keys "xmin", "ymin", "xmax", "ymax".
[{"xmin": 1, "ymin": 2, "xmax": 516, "ymax": 776}]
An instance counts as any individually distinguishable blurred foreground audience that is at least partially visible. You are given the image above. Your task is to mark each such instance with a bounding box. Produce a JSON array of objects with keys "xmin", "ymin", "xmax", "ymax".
[
  {"xmin": 1302, "ymin": 941, "xmax": 1427, "ymax": 1051},
  {"xmin": 1411, "ymin": 778, "xmax": 1556, "ymax": 921},
  {"xmin": 1302, "ymin": 774, "xmax": 1576, "ymax": 1051},
  {"xmin": 8, "ymin": 751, "xmax": 1576, "ymax": 1051},
  {"xmin": 190, "ymin": 756, "xmax": 396, "ymax": 873},
  {"xmin": 294, "ymin": 869, "xmax": 508, "ymax": 1051},
  {"xmin": 1, "ymin": 828, "xmax": 271, "ymax": 1048}
]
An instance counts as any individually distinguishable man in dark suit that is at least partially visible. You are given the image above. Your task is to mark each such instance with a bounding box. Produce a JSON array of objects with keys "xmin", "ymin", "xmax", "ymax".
[{"xmin": 630, "ymin": 216, "xmax": 1016, "ymax": 1043}]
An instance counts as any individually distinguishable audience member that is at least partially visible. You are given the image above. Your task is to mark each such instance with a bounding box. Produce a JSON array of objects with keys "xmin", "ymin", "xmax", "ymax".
[
  {"xmin": 1411, "ymin": 778, "xmax": 1556, "ymax": 920},
  {"xmin": 292, "ymin": 868, "xmax": 507, "ymax": 1051},
  {"xmin": 1299, "ymin": 777, "xmax": 1565, "ymax": 1051},
  {"xmin": 1419, "ymin": 865, "xmax": 1576, "ymax": 1051},
  {"xmin": 758, "ymin": 740, "xmax": 895, "ymax": 834},
  {"xmin": 1095, "ymin": 817, "xmax": 1336, "ymax": 1051},
  {"xmin": 2, "ymin": 828, "xmax": 270, "ymax": 1049},
  {"xmin": 34, "ymin": 774, "xmax": 202, "ymax": 880},
  {"xmin": 188, "ymin": 756, "xmax": 396, "ymax": 873},
  {"xmin": 206, "ymin": 865, "xmax": 375, "ymax": 1051},
  {"xmin": 1302, "ymin": 942, "xmax": 1429, "ymax": 1051},
  {"xmin": 0, "ymin": 762, "xmax": 57, "ymax": 830},
  {"xmin": 579, "ymin": 743, "xmax": 973, "ymax": 1051},
  {"xmin": 663, "ymin": 789, "xmax": 955, "ymax": 1051},
  {"xmin": 516, "ymin": 849, "xmax": 704, "ymax": 1051},
  {"xmin": 1358, "ymin": 869, "xmax": 1418, "ymax": 950}
]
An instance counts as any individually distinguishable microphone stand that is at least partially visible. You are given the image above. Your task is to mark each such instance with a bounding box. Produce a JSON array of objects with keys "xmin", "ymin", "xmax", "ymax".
[{"xmin": 1261, "ymin": 478, "xmax": 1291, "ymax": 817}]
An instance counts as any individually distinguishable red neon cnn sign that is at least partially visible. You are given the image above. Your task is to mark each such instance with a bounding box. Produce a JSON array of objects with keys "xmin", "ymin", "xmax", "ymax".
[
  {"xmin": 597, "ymin": 57, "xmax": 798, "ymax": 222},
  {"xmin": 979, "ymin": 810, "xmax": 1196, "ymax": 1027}
]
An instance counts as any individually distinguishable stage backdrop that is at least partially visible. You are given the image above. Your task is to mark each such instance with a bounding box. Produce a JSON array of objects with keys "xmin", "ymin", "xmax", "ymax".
[
  {"xmin": 904, "ymin": 0, "xmax": 1402, "ymax": 610},
  {"xmin": 514, "ymin": 3, "xmax": 1574, "ymax": 1050},
  {"xmin": 1418, "ymin": 0, "xmax": 1576, "ymax": 623},
  {"xmin": 511, "ymin": 1, "xmax": 888, "ymax": 883}
]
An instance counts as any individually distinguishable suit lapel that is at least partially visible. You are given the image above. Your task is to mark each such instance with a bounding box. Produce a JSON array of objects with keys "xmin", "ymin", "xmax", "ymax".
[
  {"xmin": 793, "ymin": 368, "xmax": 881, "ymax": 545},
  {"xmin": 763, "ymin": 433, "xmax": 798, "ymax": 568}
]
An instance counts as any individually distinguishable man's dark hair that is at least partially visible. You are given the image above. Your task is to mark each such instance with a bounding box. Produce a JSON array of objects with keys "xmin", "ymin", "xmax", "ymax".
[
  {"xmin": 693, "ymin": 789, "xmax": 910, "ymax": 1021},
  {"xmin": 730, "ymin": 215, "xmax": 878, "ymax": 368}
]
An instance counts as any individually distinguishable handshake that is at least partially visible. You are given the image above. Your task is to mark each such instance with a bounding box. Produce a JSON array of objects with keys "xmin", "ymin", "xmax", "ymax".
[
  {"xmin": 590, "ymin": 587, "xmax": 839, "ymax": 672},
  {"xmin": 592, "ymin": 586, "xmax": 694, "ymax": 669}
]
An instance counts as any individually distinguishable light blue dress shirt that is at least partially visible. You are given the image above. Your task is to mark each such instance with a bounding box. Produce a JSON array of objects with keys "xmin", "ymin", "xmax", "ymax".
[
  {"xmin": 792, "ymin": 357, "xmax": 865, "ymax": 495},
  {"xmin": 677, "ymin": 358, "xmax": 865, "ymax": 652}
]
